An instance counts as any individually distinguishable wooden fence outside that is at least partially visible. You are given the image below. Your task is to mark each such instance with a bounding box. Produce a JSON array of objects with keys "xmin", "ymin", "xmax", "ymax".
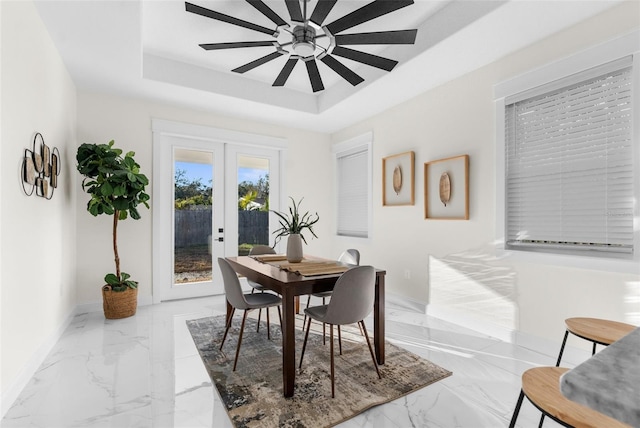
[{"xmin": 174, "ymin": 207, "xmax": 269, "ymax": 247}]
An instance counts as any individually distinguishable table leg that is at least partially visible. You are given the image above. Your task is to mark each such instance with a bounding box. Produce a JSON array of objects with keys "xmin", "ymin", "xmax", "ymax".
[
  {"xmin": 282, "ymin": 291, "xmax": 296, "ymax": 397},
  {"xmin": 374, "ymin": 273, "xmax": 385, "ymax": 365}
]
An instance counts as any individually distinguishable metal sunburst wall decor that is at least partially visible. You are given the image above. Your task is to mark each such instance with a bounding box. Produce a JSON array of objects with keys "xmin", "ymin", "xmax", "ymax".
[{"xmin": 22, "ymin": 132, "xmax": 61, "ymax": 199}]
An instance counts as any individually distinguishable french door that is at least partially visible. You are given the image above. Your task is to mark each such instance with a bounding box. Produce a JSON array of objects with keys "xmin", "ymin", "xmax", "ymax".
[{"xmin": 152, "ymin": 120, "xmax": 283, "ymax": 302}]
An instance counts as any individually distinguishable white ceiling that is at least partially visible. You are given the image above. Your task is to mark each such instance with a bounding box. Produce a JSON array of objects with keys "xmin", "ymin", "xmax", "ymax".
[{"xmin": 33, "ymin": 0, "xmax": 622, "ymax": 133}]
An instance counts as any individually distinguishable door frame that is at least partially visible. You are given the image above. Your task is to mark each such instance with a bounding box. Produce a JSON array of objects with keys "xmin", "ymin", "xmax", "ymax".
[{"xmin": 151, "ymin": 119, "xmax": 287, "ymax": 303}]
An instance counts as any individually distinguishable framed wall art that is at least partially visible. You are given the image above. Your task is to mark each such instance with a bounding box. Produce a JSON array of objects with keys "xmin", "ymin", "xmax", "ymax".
[
  {"xmin": 382, "ymin": 151, "xmax": 414, "ymax": 206},
  {"xmin": 424, "ymin": 154, "xmax": 469, "ymax": 219}
]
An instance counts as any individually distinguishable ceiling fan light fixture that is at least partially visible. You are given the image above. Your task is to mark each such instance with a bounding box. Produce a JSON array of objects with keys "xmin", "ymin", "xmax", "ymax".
[
  {"xmin": 293, "ymin": 40, "xmax": 315, "ymax": 57},
  {"xmin": 292, "ymin": 25, "xmax": 316, "ymax": 57}
]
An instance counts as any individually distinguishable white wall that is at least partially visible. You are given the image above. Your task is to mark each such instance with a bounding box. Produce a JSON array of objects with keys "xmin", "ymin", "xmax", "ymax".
[
  {"xmin": 330, "ymin": 1, "xmax": 640, "ymax": 343},
  {"xmin": 0, "ymin": 0, "xmax": 77, "ymax": 408},
  {"xmin": 75, "ymin": 92, "xmax": 333, "ymax": 304}
]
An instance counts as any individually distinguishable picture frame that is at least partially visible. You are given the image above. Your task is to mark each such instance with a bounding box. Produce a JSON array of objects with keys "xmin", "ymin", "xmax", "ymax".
[
  {"xmin": 382, "ymin": 151, "xmax": 414, "ymax": 206},
  {"xmin": 424, "ymin": 154, "xmax": 469, "ymax": 219}
]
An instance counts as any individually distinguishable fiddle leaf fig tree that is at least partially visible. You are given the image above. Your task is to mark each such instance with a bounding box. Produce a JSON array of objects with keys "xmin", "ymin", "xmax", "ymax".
[{"xmin": 76, "ymin": 140, "xmax": 150, "ymax": 291}]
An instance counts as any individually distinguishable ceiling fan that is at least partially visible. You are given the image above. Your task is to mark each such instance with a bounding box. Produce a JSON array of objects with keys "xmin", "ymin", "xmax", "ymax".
[{"xmin": 185, "ymin": 0, "xmax": 418, "ymax": 93}]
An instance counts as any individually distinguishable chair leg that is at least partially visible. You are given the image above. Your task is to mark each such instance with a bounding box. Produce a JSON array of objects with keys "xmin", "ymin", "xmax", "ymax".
[
  {"xmin": 322, "ymin": 298, "xmax": 327, "ymax": 345},
  {"xmin": 338, "ymin": 325, "xmax": 342, "ymax": 355},
  {"xmin": 360, "ymin": 321, "xmax": 381, "ymax": 379},
  {"xmin": 330, "ymin": 323, "xmax": 335, "ymax": 398},
  {"xmin": 299, "ymin": 316, "xmax": 312, "ymax": 369},
  {"xmin": 233, "ymin": 310, "xmax": 249, "ymax": 371},
  {"xmin": 592, "ymin": 342, "xmax": 597, "ymax": 355},
  {"xmin": 266, "ymin": 306, "xmax": 271, "ymax": 340},
  {"xmin": 303, "ymin": 295, "xmax": 311, "ymax": 327},
  {"xmin": 220, "ymin": 307, "xmax": 235, "ymax": 350},
  {"xmin": 257, "ymin": 308, "xmax": 262, "ymax": 333},
  {"xmin": 509, "ymin": 389, "xmax": 525, "ymax": 428},
  {"xmin": 323, "ymin": 323, "xmax": 326, "ymax": 345}
]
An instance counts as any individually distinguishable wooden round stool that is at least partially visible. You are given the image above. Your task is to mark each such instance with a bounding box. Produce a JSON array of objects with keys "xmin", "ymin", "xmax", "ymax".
[
  {"xmin": 555, "ymin": 317, "xmax": 636, "ymax": 366},
  {"xmin": 509, "ymin": 367, "xmax": 630, "ymax": 428}
]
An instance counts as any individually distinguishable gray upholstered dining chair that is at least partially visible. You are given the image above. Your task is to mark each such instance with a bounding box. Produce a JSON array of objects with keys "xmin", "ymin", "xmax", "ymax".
[
  {"xmin": 303, "ymin": 249, "xmax": 360, "ymax": 336},
  {"xmin": 298, "ymin": 265, "xmax": 381, "ymax": 398},
  {"xmin": 248, "ymin": 245, "xmax": 277, "ymax": 334},
  {"xmin": 218, "ymin": 258, "xmax": 282, "ymax": 371}
]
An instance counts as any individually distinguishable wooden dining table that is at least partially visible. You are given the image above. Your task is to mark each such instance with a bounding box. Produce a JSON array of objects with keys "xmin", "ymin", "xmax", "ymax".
[{"xmin": 224, "ymin": 255, "xmax": 387, "ymax": 398}]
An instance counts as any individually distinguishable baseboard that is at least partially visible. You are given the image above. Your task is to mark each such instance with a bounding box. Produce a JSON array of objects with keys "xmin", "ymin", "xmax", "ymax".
[
  {"xmin": 425, "ymin": 302, "xmax": 591, "ymax": 364},
  {"xmin": 1, "ymin": 305, "xmax": 78, "ymax": 418},
  {"xmin": 75, "ymin": 294, "xmax": 154, "ymax": 315},
  {"xmin": 427, "ymin": 303, "xmax": 517, "ymax": 343},
  {"xmin": 386, "ymin": 292, "xmax": 427, "ymax": 313},
  {"xmin": 1, "ymin": 295, "xmax": 155, "ymax": 418},
  {"xmin": 513, "ymin": 329, "xmax": 591, "ymax": 366}
]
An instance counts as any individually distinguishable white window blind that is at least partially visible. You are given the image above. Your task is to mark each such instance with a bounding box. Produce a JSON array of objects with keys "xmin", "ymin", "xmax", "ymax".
[
  {"xmin": 505, "ymin": 57, "xmax": 634, "ymax": 255},
  {"xmin": 336, "ymin": 146, "xmax": 369, "ymax": 238}
]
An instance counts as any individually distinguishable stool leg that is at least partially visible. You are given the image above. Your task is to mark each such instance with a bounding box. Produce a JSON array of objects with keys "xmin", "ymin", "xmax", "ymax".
[
  {"xmin": 555, "ymin": 330, "xmax": 569, "ymax": 366},
  {"xmin": 592, "ymin": 342, "xmax": 597, "ymax": 356},
  {"xmin": 509, "ymin": 389, "xmax": 525, "ymax": 428}
]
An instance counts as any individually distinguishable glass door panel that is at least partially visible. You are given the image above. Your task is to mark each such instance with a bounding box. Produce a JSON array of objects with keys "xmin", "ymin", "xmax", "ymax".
[
  {"xmin": 173, "ymin": 149, "xmax": 213, "ymax": 285},
  {"xmin": 237, "ymin": 155, "xmax": 271, "ymax": 255}
]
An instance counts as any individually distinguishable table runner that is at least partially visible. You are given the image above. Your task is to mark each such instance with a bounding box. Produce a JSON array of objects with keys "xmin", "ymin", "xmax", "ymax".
[{"xmin": 252, "ymin": 255, "xmax": 350, "ymax": 276}]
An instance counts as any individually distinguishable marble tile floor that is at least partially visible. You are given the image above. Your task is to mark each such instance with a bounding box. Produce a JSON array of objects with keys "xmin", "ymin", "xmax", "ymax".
[{"xmin": 2, "ymin": 294, "xmax": 573, "ymax": 428}]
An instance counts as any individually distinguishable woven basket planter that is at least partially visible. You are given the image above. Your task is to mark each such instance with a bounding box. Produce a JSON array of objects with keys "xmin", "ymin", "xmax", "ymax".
[{"xmin": 102, "ymin": 285, "xmax": 138, "ymax": 319}]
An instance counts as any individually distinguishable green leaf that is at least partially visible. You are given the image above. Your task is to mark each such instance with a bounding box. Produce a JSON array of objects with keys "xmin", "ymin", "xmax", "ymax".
[
  {"xmin": 130, "ymin": 207, "xmax": 140, "ymax": 220},
  {"xmin": 100, "ymin": 182, "xmax": 113, "ymax": 196},
  {"xmin": 104, "ymin": 273, "xmax": 119, "ymax": 285},
  {"xmin": 112, "ymin": 197, "xmax": 129, "ymax": 210}
]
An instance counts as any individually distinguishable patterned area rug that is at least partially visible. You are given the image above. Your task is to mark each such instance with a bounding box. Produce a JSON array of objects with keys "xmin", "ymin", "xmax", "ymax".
[{"xmin": 187, "ymin": 314, "xmax": 452, "ymax": 428}]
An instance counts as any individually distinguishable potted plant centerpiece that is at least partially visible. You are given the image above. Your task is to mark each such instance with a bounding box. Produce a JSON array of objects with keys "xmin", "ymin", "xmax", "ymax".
[
  {"xmin": 76, "ymin": 140, "xmax": 150, "ymax": 319},
  {"xmin": 273, "ymin": 197, "xmax": 319, "ymax": 263}
]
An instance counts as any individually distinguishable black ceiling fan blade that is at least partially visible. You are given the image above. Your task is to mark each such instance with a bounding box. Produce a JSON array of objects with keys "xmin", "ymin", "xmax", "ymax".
[
  {"xmin": 310, "ymin": 0, "xmax": 338, "ymax": 26},
  {"xmin": 304, "ymin": 59, "xmax": 325, "ymax": 92},
  {"xmin": 199, "ymin": 41, "xmax": 275, "ymax": 50},
  {"xmin": 335, "ymin": 29, "xmax": 417, "ymax": 45},
  {"xmin": 273, "ymin": 57, "xmax": 299, "ymax": 86},
  {"xmin": 232, "ymin": 51, "xmax": 285, "ymax": 73},
  {"xmin": 246, "ymin": 0, "xmax": 288, "ymax": 27},
  {"xmin": 285, "ymin": 0, "xmax": 304, "ymax": 22},
  {"xmin": 331, "ymin": 46, "xmax": 398, "ymax": 71},
  {"xmin": 319, "ymin": 54, "xmax": 364, "ymax": 86},
  {"xmin": 186, "ymin": 2, "xmax": 275, "ymax": 36},
  {"xmin": 325, "ymin": 0, "xmax": 414, "ymax": 35}
]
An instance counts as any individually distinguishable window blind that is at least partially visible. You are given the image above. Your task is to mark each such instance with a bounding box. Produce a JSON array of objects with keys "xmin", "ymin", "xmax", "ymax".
[
  {"xmin": 505, "ymin": 58, "xmax": 634, "ymax": 254},
  {"xmin": 337, "ymin": 147, "xmax": 369, "ymax": 238}
]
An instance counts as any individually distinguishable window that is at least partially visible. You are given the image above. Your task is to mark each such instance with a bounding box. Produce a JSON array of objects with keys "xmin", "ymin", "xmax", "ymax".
[
  {"xmin": 333, "ymin": 133, "xmax": 372, "ymax": 238},
  {"xmin": 503, "ymin": 57, "xmax": 634, "ymax": 257}
]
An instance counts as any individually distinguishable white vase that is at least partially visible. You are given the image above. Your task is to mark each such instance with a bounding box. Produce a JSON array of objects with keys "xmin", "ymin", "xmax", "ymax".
[{"xmin": 286, "ymin": 234, "xmax": 303, "ymax": 263}]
